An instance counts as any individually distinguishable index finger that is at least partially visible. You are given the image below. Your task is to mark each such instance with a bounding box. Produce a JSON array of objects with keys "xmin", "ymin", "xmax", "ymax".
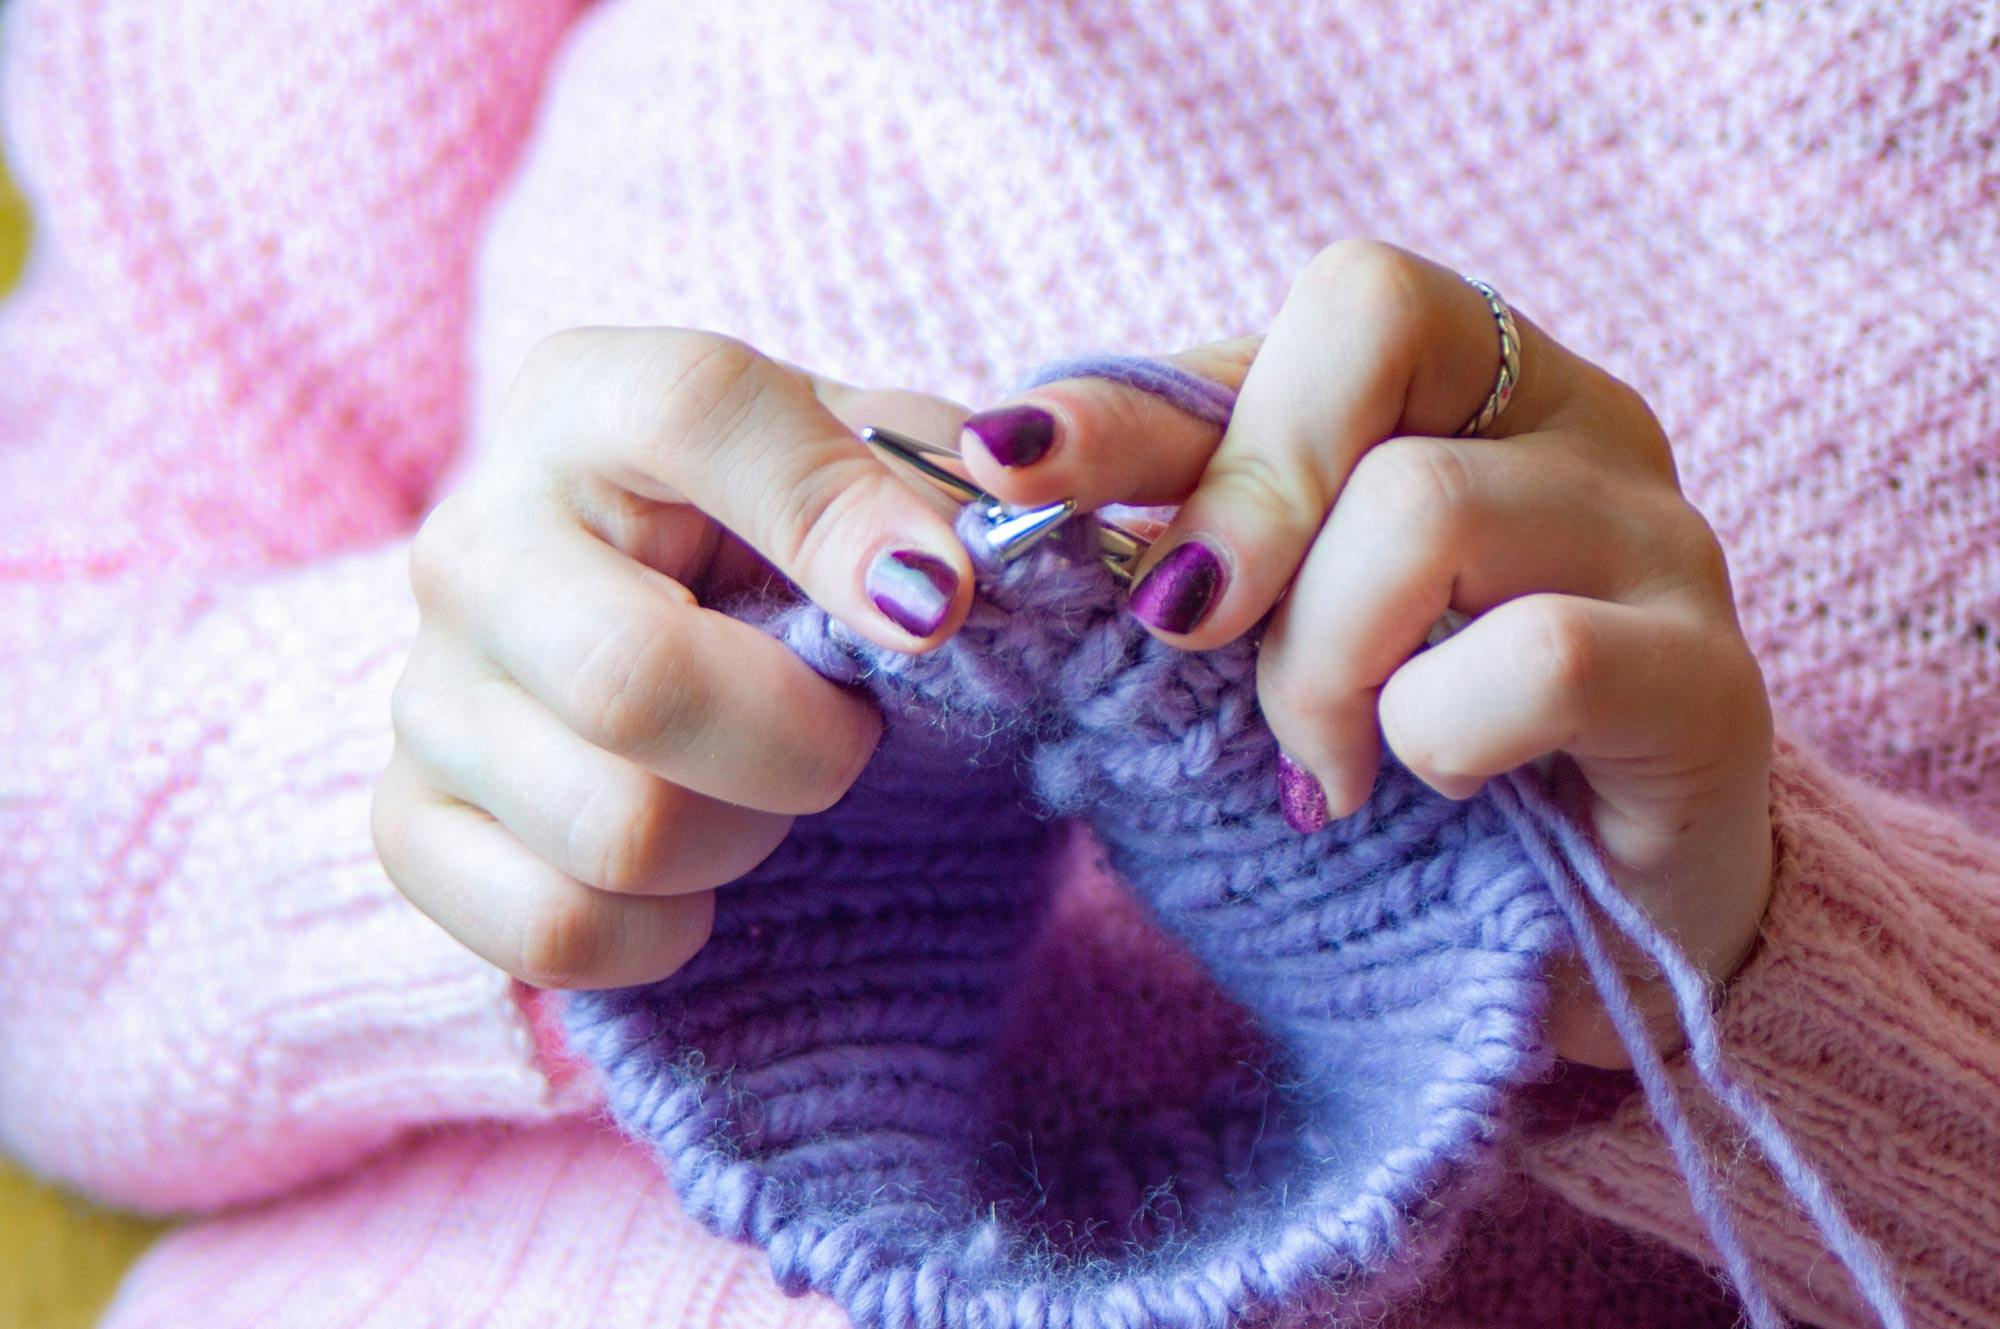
[{"xmin": 506, "ymin": 326, "xmax": 974, "ymax": 652}]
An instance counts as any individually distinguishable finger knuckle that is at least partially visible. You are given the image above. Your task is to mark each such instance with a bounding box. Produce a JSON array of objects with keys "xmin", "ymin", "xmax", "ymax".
[
  {"xmin": 1347, "ymin": 439, "xmax": 1480, "ymax": 534},
  {"xmin": 387, "ymin": 665, "xmax": 433, "ymax": 747},
  {"xmin": 505, "ymin": 327, "xmax": 602, "ymax": 433},
  {"xmin": 1519, "ymin": 598, "xmax": 1603, "ymax": 707},
  {"xmin": 1213, "ymin": 447, "xmax": 1325, "ymax": 539},
  {"xmin": 506, "ymin": 327, "xmax": 776, "ymax": 471},
  {"xmin": 642, "ymin": 332, "xmax": 774, "ymax": 465},
  {"xmin": 392, "ymin": 646, "xmax": 475, "ymax": 764},
  {"xmin": 515, "ymin": 891, "xmax": 609, "ymax": 990},
  {"xmin": 567, "ymin": 623, "xmax": 703, "ymax": 754},
  {"xmin": 1593, "ymin": 368, "xmax": 1679, "ymax": 480},
  {"xmin": 1671, "ymin": 504, "xmax": 1736, "ymax": 598},
  {"xmin": 1711, "ymin": 639, "xmax": 1774, "ymax": 739},
  {"xmin": 1257, "ymin": 653, "xmax": 1348, "ymax": 733},
  {"xmin": 778, "ymin": 465, "xmax": 889, "ymax": 584},
  {"xmin": 570, "ymin": 776, "xmax": 681, "ymax": 895},
  {"xmin": 367, "ymin": 772, "xmax": 414, "ymax": 881},
  {"xmin": 1298, "ymin": 238, "xmax": 1428, "ymax": 330},
  {"xmin": 408, "ymin": 494, "xmax": 480, "ymax": 608}
]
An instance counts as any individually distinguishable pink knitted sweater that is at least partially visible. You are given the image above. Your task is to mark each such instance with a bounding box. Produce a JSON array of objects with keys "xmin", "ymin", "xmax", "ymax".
[{"xmin": 2, "ymin": 2, "xmax": 1997, "ymax": 1325}]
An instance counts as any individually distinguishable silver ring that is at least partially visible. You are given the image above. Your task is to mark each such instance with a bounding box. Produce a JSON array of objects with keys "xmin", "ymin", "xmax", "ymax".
[{"xmin": 1455, "ymin": 277, "xmax": 1521, "ymax": 437}]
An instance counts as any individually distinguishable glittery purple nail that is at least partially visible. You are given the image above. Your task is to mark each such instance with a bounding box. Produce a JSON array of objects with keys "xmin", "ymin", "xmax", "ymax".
[
  {"xmin": 1276, "ymin": 753, "xmax": 1331, "ymax": 834},
  {"xmin": 866, "ymin": 549, "xmax": 959, "ymax": 637},
  {"xmin": 1127, "ymin": 540, "xmax": 1224, "ymax": 635},
  {"xmin": 961, "ymin": 405, "xmax": 1056, "ymax": 468}
]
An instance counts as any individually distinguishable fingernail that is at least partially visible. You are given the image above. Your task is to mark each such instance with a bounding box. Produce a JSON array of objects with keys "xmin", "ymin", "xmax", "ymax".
[
  {"xmin": 962, "ymin": 405, "xmax": 1056, "ymax": 468},
  {"xmin": 866, "ymin": 549, "xmax": 959, "ymax": 637},
  {"xmin": 1276, "ymin": 753, "xmax": 1331, "ymax": 834},
  {"xmin": 1128, "ymin": 540, "xmax": 1224, "ymax": 635}
]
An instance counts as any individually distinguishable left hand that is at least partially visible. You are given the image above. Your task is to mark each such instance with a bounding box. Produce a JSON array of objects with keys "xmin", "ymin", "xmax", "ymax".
[{"xmin": 955, "ymin": 239, "xmax": 1775, "ymax": 1068}]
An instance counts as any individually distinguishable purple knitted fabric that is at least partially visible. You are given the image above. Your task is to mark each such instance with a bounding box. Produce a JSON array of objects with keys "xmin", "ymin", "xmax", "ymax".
[
  {"xmin": 563, "ymin": 516, "xmax": 1574, "ymax": 1329},
  {"xmin": 563, "ymin": 360, "xmax": 1907, "ymax": 1329}
]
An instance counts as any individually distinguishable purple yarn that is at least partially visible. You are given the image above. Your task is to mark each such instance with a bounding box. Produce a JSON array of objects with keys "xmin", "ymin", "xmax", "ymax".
[
  {"xmin": 563, "ymin": 356, "xmax": 1906, "ymax": 1329},
  {"xmin": 1014, "ymin": 355, "xmax": 1238, "ymax": 427}
]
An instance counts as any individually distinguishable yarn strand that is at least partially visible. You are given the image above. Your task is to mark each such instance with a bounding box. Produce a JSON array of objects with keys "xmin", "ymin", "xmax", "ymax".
[
  {"xmin": 1493, "ymin": 771, "xmax": 1911, "ymax": 1329},
  {"xmin": 1487, "ymin": 773, "xmax": 1791, "ymax": 1329},
  {"xmin": 1042, "ymin": 353, "xmax": 1910, "ymax": 1329}
]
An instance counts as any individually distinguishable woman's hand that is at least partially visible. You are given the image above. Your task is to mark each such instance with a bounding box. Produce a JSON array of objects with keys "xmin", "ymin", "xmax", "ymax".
[
  {"xmin": 372, "ymin": 328, "xmax": 973, "ymax": 989},
  {"xmin": 959, "ymin": 240, "xmax": 1776, "ymax": 1068}
]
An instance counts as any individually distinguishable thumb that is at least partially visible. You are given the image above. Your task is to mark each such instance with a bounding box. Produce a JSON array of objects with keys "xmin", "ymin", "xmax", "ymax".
[{"xmin": 957, "ymin": 337, "xmax": 1261, "ymax": 512}]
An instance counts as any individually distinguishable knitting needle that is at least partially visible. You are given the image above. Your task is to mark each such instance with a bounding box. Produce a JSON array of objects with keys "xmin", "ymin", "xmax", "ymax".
[{"xmin": 860, "ymin": 425, "xmax": 1153, "ymax": 584}]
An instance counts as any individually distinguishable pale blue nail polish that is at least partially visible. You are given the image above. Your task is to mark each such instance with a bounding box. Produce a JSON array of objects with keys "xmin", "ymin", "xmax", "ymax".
[{"xmin": 866, "ymin": 549, "xmax": 958, "ymax": 637}]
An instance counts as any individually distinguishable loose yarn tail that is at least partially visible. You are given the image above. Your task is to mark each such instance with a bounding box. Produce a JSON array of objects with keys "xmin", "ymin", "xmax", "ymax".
[
  {"xmin": 1490, "ymin": 772, "xmax": 1910, "ymax": 1329},
  {"xmin": 1023, "ymin": 352, "xmax": 1910, "ymax": 1329}
]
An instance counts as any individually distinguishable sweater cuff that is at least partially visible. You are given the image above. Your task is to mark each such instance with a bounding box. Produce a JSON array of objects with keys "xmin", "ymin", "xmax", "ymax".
[{"xmin": 1522, "ymin": 728, "xmax": 2000, "ymax": 1329}]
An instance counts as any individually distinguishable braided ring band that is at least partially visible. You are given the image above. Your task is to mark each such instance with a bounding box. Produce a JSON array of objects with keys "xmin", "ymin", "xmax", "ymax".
[{"xmin": 1454, "ymin": 276, "xmax": 1522, "ymax": 437}]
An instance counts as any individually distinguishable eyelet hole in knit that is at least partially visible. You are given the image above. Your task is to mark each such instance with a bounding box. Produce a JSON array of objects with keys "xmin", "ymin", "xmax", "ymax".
[{"xmin": 564, "ymin": 514, "xmax": 1570, "ymax": 1329}]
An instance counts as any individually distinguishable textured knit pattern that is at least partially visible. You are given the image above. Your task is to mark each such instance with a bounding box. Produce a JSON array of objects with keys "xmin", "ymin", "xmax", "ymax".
[
  {"xmin": 564, "ymin": 513, "xmax": 1570, "ymax": 1329},
  {"xmin": 1, "ymin": 1, "xmax": 1998, "ymax": 1327}
]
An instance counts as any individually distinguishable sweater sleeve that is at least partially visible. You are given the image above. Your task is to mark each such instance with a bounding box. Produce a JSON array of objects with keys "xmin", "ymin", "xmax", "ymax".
[
  {"xmin": 1522, "ymin": 729, "xmax": 2000, "ymax": 1329},
  {"xmin": 0, "ymin": 0, "xmax": 592, "ymax": 1214},
  {"xmin": 0, "ymin": 544, "xmax": 593, "ymax": 1216}
]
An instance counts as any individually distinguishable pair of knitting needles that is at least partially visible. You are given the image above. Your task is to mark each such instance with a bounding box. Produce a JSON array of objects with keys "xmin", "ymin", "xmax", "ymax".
[{"xmin": 860, "ymin": 425, "xmax": 1151, "ymax": 586}]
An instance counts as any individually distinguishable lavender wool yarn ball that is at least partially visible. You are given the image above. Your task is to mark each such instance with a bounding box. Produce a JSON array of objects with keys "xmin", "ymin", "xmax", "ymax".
[{"xmin": 562, "ymin": 508, "xmax": 1574, "ymax": 1329}]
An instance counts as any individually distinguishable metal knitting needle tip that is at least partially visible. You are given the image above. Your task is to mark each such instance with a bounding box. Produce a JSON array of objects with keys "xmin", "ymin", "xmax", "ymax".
[
  {"xmin": 983, "ymin": 498, "xmax": 1077, "ymax": 562},
  {"xmin": 1096, "ymin": 521, "xmax": 1149, "ymax": 587},
  {"xmin": 860, "ymin": 425, "xmax": 984, "ymax": 505},
  {"xmin": 861, "ymin": 421, "xmax": 1146, "ymax": 576}
]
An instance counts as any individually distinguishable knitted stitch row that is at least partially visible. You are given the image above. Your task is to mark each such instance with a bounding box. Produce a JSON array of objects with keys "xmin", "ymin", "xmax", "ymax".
[{"xmin": 564, "ymin": 359, "xmax": 1907, "ymax": 1329}]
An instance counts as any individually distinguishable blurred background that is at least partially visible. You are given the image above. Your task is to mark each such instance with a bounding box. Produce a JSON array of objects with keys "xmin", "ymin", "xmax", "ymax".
[{"xmin": 0, "ymin": 132, "xmax": 163, "ymax": 1329}]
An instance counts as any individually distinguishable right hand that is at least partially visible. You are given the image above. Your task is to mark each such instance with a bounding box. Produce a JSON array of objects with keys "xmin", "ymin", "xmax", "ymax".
[{"xmin": 372, "ymin": 328, "xmax": 976, "ymax": 989}]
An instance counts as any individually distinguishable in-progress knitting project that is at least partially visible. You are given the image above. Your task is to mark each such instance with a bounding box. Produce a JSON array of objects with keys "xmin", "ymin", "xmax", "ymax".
[{"xmin": 564, "ymin": 365, "xmax": 1906, "ymax": 1329}]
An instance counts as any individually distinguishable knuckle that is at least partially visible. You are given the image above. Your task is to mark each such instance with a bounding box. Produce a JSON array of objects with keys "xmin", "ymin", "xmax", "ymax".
[
  {"xmin": 1594, "ymin": 368, "xmax": 1680, "ymax": 480},
  {"xmin": 367, "ymin": 771, "xmax": 413, "ymax": 881},
  {"xmin": 408, "ymin": 494, "xmax": 477, "ymax": 608},
  {"xmin": 387, "ymin": 666, "xmax": 430, "ymax": 746},
  {"xmin": 504, "ymin": 327, "xmax": 602, "ymax": 433},
  {"xmin": 1297, "ymin": 238, "xmax": 1428, "ymax": 329},
  {"xmin": 567, "ymin": 623, "xmax": 702, "ymax": 754},
  {"xmin": 1673, "ymin": 505, "xmax": 1736, "ymax": 597},
  {"xmin": 1519, "ymin": 598, "xmax": 1603, "ymax": 707},
  {"xmin": 515, "ymin": 891, "xmax": 609, "ymax": 990},
  {"xmin": 1347, "ymin": 439, "xmax": 1480, "ymax": 533},
  {"xmin": 1598, "ymin": 369, "xmax": 1654, "ymax": 427},
  {"xmin": 1257, "ymin": 653, "xmax": 1348, "ymax": 733},
  {"xmin": 570, "ymin": 776, "xmax": 681, "ymax": 894},
  {"xmin": 1710, "ymin": 639, "xmax": 1773, "ymax": 736},
  {"xmin": 640, "ymin": 332, "xmax": 773, "ymax": 465},
  {"xmin": 387, "ymin": 644, "xmax": 458, "ymax": 757},
  {"xmin": 776, "ymin": 464, "xmax": 888, "ymax": 584},
  {"xmin": 504, "ymin": 327, "xmax": 779, "ymax": 474},
  {"xmin": 1213, "ymin": 447, "xmax": 1325, "ymax": 538}
]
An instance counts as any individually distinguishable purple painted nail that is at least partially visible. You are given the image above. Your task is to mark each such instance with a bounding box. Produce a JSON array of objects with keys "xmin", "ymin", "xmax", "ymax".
[
  {"xmin": 961, "ymin": 405, "xmax": 1056, "ymax": 468},
  {"xmin": 866, "ymin": 549, "xmax": 959, "ymax": 637},
  {"xmin": 1127, "ymin": 540, "xmax": 1224, "ymax": 635},
  {"xmin": 1276, "ymin": 753, "xmax": 1331, "ymax": 834}
]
